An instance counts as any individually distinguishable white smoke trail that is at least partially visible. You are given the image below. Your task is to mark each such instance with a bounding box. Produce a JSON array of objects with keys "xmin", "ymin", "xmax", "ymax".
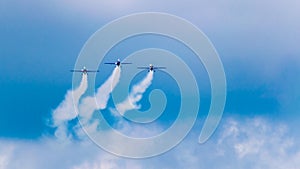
[
  {"xmin": 116, "ymin": 71, "xmax": 154, "ymax": 115},
  {"xmin": 78, "ymin": 67, "xmax": 121, "ymax": 126},
  {"xmin": 51, "ymin": 67, "xmax": 121, "ymax": 140},
  {"xmin": 52, "ymin": 74, "xmax": 88, "ymax": 139},
  {"xmin": 95, "ymin": 67, "xmax": 121, "ymax": 110}
]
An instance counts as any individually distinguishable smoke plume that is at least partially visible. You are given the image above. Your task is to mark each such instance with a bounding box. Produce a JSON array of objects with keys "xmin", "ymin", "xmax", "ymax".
[
  {"xmin": 52, "ymin": 74, "xmax": 88, "ymax": 139},
  {"xmin": 78, "ymin": 67, "xmax": 121, "ymax": 128},
  {"xmin": 116, "ymin": 71, "xmax": 154, "ymax": 115}
]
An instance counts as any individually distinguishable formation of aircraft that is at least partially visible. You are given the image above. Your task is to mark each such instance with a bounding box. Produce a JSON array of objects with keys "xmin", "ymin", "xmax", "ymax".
[
  {"xmin": 104, "ymin": 59, "xmax": 132, "ymax": 67},
  {"xmin": 70, "ymin": 66, "xmax": 99, "ymax": 74},
  {"xmin": 71, "ymin": 60, "xmax": 166, "ymax": 74}
]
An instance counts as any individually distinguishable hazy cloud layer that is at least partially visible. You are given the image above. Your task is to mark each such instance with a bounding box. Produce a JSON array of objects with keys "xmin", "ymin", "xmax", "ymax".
[{"xmin": 1, "ymin": 117, "xmax": 299, "ymax": 169}]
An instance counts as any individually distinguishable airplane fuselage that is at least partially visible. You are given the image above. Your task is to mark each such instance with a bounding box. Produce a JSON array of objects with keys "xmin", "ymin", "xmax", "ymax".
[
  {"xmin": 82, "ymin": 69, "xmax": 88, "ymax": 74},
  {"xmin": 105, "ymin": 59, "xmax": 131, "ymax": 67},
  {"xmin": 149, "ymin": 65, "xmax": 154, "ymax": 71}
]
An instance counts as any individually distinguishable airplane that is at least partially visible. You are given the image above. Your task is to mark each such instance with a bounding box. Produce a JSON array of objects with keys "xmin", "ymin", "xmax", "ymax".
[
  {"xmin": 104, "ymin": 59, "xmax": 132, "ymax": 67},
  {"xmin": 137, "ymin": 64, "xmax": 166, "ymax": 72},
  {"xmin": 70, "ymin": 66, "xmax": 99, "ymax": 74}
]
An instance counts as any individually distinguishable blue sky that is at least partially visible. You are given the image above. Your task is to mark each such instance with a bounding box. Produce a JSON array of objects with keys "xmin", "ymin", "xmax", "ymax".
[{"xmin": 1, "ymin": 0, "xmax": 300, "ymax": 168}]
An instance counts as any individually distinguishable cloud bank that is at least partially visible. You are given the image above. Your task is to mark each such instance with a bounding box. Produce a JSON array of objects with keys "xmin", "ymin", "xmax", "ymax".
[{"xmin": 1, "ymin": 117, "xmax": 300, "ymax": 169}]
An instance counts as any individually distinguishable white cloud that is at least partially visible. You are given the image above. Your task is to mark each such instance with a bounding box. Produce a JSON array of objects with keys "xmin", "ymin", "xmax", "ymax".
[
  {"xmin": 215, "ymin": 117, "xmax": 299, "ymax": 169},
  {"xmin": 0, "ymin": 143, "xmax": 13, "ymax": 169},
  {"xmin": 1, "ymin": 117, "xmax": 300, "ymax": 169},
  {"xmin": 71, "ymin": 154, "xmax": 142, "ymax": 169}
]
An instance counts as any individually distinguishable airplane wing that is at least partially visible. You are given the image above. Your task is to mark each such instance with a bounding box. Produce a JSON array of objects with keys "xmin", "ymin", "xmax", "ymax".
[
  {"xmin": 153, "ymin": 67, "xmax": 166, "ymax": 69},
  {"xmin": 86, "ymin": 70, "xmax": 99, "ymax": 72},
  {"xmin": 70, "ymin": 70, "xmax": 83, "ymax": 72},
  {"xmin": 121, "ymin": 62, "xmax": 132, "ymax": 64},
  {"xmin": 104, "ymin": 62, "xmax": 116, "ymax": 65}
]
